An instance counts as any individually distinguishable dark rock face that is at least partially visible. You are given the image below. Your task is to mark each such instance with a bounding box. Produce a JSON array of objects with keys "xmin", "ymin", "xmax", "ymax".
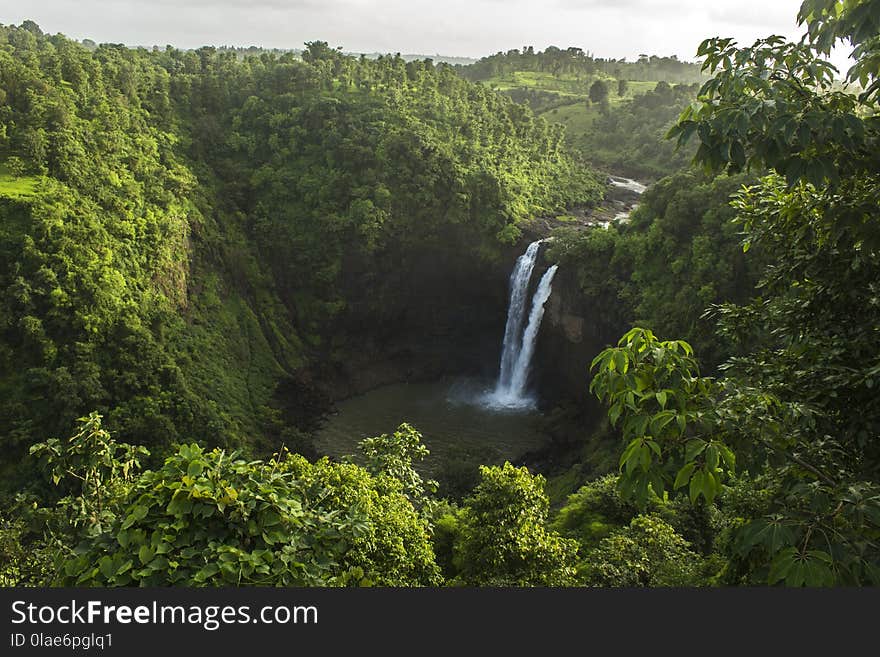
[
  {"xmin": 532, "ymin": 262, "xmax": 619, "ymax": 412},
  {"xmin": 315, "ymin": 228, "xmax": 616, "ymax": 414},
  {"xmin": 325, "ymin": 235, "xmax": 524, "ymax": 400}
]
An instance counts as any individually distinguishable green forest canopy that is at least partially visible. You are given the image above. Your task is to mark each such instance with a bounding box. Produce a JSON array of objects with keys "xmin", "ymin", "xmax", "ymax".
[{"xmin": 1, "ymin": 0, "xmax": 879, "ymax": 587}]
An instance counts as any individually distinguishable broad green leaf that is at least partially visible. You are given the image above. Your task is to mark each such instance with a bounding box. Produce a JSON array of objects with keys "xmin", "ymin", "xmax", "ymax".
[
  {"xmin": 768, "ymin": 547, "xmax": 798, "ymax": 584},
  {"xmin": 685, "ymin": 439, "xmax": 707, "ymax": 462},
  {"xmin": 706, "ymin": 444, "xmax": 720, "ymax": 470},
  {"xmin": 99, "ymin": 557, "xmax": 116, "ymax": 580},
  {"xmin": 609, "ymin": 403, "xmax": 622, "ymax": 426},
  {"xmin": 619, "ymin": 438, "xmax": 642, "ymax": 468},
  {"xmin": 674, "ymin": 462, "xmax": 696, "ymax": 489},
  {"xmin": 717, "ymin": 443, "xmax": 736, "ymax": 471},
  {"xmin": 689, "ymin": 470, "xmax": 705, "ymax": 503},
  {"xmin": 649, "ymin": 470, "xmax": 665, "ymax": 498},
  {"xmin": 651, "ymin": 411, "xmax": 675, "ymax": 436},
  {"xmin": 703, "ymin": 469, "xmax": 719, "ymax": 503},
  {"xmin": 138, "ymin": 544, "xmax": 155, "ymax": 565}
]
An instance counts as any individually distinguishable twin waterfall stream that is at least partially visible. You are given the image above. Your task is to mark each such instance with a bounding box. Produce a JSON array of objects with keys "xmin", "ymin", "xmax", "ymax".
[
  {"xmin": 316, "ymin": 238, "xmax": 560, "ymax": 471},
  {"xmin": 483, "ymin": 240, "xmax": 557, "ymax": 410},
  {"xmin": 315, "ymin": 236, "xmax": 558, "ymax": 468}
]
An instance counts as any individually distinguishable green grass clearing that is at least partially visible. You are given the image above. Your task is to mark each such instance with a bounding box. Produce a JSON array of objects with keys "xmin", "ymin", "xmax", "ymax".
[
  {"xmin": 0, "ymin": 163, "xmax": 39, "ymax": 198},
  {"xmin": 537, "ymin": 80, "xmax": 666, "ymax": 143},
  {"xmin": 484, "ymin": 71, "xmax": 596, "ymax": 95},
  {"xmin": 541, "ymin": 102, "xmax": 602, "ymax": 138}
]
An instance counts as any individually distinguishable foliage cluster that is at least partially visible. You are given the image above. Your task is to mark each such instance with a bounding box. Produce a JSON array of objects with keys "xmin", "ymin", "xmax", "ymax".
[
  {"xmin": 575, "ymin": 81, "xmax": 701, "ymax": 179},
  {"xmin": 589, "ymin": 0, "xmax": 880, "ymax": 585}
]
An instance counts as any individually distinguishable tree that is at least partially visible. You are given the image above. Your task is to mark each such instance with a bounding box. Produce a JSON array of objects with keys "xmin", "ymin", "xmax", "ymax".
[
  {"xmin": 583, "ymin": 514, "xmax": 704, "ymax": 586},
  {"xmin": 301, "ymin": 40, "xmax": 342, "ymax": 64},
  {"xmin": 589, "ymin": 79, "xmax": 609, "ymax": 104},
  {"xmin": 358, "ymin": 422, "xmax": 437, "ymax": 510},
  {"xmin": 617, "ymin": 78, "xmax": 628, "ymax": 97},
  {"xmin": 596, "ymin": 0, "xmax": 880, "ymax": 585},
  {"xmin": 590, "ymin": 328, "xmax": 738, "ymax": 508},
  {"xmin": 6, "ymin": 156, "xmax": 26, "ymax": 178},
  {"xmin": 453, "ymin": 462, "xmax": 578, "ymax": 586},
  {"xmin": 30, "ymin": 413, "xmax": 149, "ymax": 539},
  {"xmin": 20, "ymin": 20, "xmax": 43, "ymax": 35}
]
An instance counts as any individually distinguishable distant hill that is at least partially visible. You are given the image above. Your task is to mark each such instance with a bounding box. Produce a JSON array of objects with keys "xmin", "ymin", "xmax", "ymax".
[
  {"xmin": 75, "ymin": 40, "xmax": 476, "ymax": 65},
  {"xmin": 352, "ymin": 52, "xmax": 477, "ymax": 65},
  {"xmin": 458, "ymin": 46, "xmax": 705, "ymax": 84}
]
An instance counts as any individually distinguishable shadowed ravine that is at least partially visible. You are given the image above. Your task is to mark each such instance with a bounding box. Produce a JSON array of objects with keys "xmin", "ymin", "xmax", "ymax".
[{"xmin": 316, "ymin": 239, "xmax": 563, "ymax": 471}]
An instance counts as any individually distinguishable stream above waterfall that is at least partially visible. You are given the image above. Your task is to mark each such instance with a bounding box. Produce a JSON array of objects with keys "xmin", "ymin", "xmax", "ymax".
[{"xmin": 608, "ymin": 175, "xmax": 648, "ymax": 194}]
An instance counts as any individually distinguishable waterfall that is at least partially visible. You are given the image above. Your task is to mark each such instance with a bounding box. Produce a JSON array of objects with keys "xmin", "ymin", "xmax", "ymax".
[
  {"xmin": 507, "ymin": 265, "xmax": 557, "ymax": 397},
  {"xmin": 497, "ymin": 240, "xmax": 542, "ymax": 390},
  {"xmin": 484, "ymin": 240, "xmax": 557, "ymax": 410}
]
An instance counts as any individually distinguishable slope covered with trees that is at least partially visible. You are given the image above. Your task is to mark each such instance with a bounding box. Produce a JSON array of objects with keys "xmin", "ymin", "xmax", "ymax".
[
  {"xmin": 0, "ymin": 25, "xmax": 602, "ymax": 481},
  {"xmin": 587, "ymin": 0, "xmax": 880, "ymax": 584},
  {"xmin": 454, "ymin": 46, "xmax": 704, "ymax": 180},
  {"xmin": 569, "ymin": 81, "xmax": 700, "ymax": 179}
]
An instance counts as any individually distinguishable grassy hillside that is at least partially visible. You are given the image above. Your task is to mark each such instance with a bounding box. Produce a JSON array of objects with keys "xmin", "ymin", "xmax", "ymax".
[
  {"xmin": 459, "ymin": 52, "xmax": 700, "ymax": 180},
  {"xmin": 534, "ymin": 80, "xmax": 656, "ymax": 134},
  {"xmin": 0, "ymin": 164, "xmax": 39, "ymax": 198},
  {"xmin": 478, "ymin": 71, "xmax": 699, "ymax": 179}
]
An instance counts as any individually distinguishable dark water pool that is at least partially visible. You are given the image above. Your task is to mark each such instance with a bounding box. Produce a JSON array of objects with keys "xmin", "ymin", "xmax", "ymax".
[{"xmin": 314, "ymin": 378, "xmax": 550, "ymax": 477}]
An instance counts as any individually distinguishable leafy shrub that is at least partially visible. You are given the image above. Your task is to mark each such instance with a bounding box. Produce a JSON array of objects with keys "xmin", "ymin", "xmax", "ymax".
[
  {"xmin": 60, "ymin": 443, "xmax": 440, "ymax": 586},
  {"xmin": 453, "ymin": 462, "xmax": 579, "ymax": 586},
  {"xmin": 582, "ymin": 514, "xmax": 704, "ymax": 586},
  {"xmin": 0, "ymin": 503, "xmax": 56, "ymax": 586},
  {"xmin": 551, "ymin": 474, "xmax": 642, "ymax": 549}
]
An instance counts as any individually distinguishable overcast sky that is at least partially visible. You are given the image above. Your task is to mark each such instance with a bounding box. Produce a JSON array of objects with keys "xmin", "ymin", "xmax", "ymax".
[{"xmin": 0, "ymin": 0, "xmax": 852, "ymax": 69}]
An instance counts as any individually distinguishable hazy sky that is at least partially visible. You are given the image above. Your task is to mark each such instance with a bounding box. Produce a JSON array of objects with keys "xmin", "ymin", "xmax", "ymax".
[{"xmin": 0, "ymin": 0, "xmax": 851, "ymax": 68}]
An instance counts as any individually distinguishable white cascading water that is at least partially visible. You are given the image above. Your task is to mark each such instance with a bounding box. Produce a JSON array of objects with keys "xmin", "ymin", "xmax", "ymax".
[
  {"xmin": 608, "ymin": 176, "xmax": 646, "ymax": 224},
  {"xmin": 507, "ymin": 264, "xmax": 558, "ymax": 398},
  {"xmin": 496, "ymin": 240, "xmax": 541, "ymax": 390},
  {"xmin": 608, "ymin": 176, "xmax": 647, "ymax": 194},
  {"xmin": 484, "ymin": 239, "xmax": 558, "ymax": 410}
]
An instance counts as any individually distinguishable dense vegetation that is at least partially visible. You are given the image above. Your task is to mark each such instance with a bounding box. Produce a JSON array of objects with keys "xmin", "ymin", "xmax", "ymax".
[
  {"xmin": 548, "ymin": 170, "xmax": 766, "ymax": 370},
  {"xmin": 458, "ymin": 46, "xmax": 704, "ymax": 85},
  {"xmin": 0, "ymin": 19, "xmax": 606, "ymax": 588},
  {"xmin": 455, "ymin": 46, "xmax": 703, "ymax": 180},
  {"xmin": 2, "ymin": 0, "xmax": 879, "ymax": 587},
  {"xmin": 589, "ymin": 0, "xmax": 880, "ymax": 584},
  {"xmin": 569, "ymin": 81, "xmax": 700, "ymax": 179},
  {"xmin": 0, "ymin": 24, "xmax": 601, "ymax": 474}
]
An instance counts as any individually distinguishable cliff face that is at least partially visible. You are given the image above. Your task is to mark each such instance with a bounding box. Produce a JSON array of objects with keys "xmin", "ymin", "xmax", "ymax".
[
  {"xmin": 528, "ymin": 181, "xmax": 642, "ymax": 410},
  {"xmin": 319, "ymin": 228, "xmax": 618, "ymax": 416},
  {"xmin": 324, "ymin": 235, "xmax": 525, "ymax": 399},
  {"xmin": 532, "ymin": 260, "xmax": 621, "ymax": 412}
]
